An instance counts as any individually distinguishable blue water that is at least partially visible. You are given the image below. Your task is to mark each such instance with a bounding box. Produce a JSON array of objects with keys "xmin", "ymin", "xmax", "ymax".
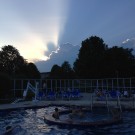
[{"xmin": 0, "ymin": 106, "xmax": 135, "ymax": 135}]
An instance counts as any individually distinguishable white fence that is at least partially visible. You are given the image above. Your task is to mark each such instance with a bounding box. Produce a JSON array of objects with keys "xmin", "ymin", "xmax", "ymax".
[{"xmin": 11, "ymin": 78, "xmax": 135, "ymax": 98}]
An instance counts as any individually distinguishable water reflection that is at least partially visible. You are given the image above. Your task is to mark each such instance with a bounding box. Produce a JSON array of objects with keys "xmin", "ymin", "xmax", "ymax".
[{"xmin": 0, "ymin": 106, "xmax": 135, "ymax": 135}]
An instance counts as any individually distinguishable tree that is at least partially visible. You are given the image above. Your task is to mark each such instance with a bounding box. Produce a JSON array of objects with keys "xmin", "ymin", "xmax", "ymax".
[
  {"xmin": 0, "ymin": 45, "xmax": 41, "ymax": 79},
  {"xmin": 61, "ymin": 61, "xmax": 72, "ymax": 73},
  {"xmin": 50, "ymin": 61, "xmax": 75, "ymax": 79},
  {"xmin": 0, "ymin": 45, "xmax": 41, "ymax": 102},
  {"xmin": 0, "ymin": 72, "xmax": 11, "ymax": 101},
  {"xmin": 74, "ymin": 35, "xmax": 135, "ymax": 78},
  {"xmin": 61, "ymin": 61, "xmax": 74, "ymax": 78},
  {"xmin": 50, "ymin": 64, "xmax": 62, "ymax": 78},
  {"xmin": 74, "ymin": 36, "xmax": 108, "ymax": 78},
  {"xmin": 25, "ymin": 63, "xmax": 41, "ymax": 79},
  {"xmin": 0, "ymin": 45, "xmax": 27, "ymax": 76},
  {"xmin": 105, "ymin": 46, "xmax": 135, "ymax": 77}
]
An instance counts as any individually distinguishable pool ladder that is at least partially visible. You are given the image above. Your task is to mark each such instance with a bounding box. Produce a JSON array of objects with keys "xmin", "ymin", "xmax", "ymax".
[
  {"xmin": 90, "ymin": 93, "xmax": 122, "ymax": 113},
  {"xmin": 105, "ymin": 94, "xmax": 122, "ymax": 113}
]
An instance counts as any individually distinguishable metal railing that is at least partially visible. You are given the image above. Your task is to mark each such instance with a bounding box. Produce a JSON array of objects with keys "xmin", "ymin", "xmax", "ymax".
[{"xmin": 11, "ymin": 78, "xmax": 135, "ymax": 98}]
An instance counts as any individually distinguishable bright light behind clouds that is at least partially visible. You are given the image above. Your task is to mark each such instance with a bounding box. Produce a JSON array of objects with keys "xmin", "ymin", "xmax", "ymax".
[{"xmin": 0, "ymin": 0, "xmax": 69, "ymax": 62}]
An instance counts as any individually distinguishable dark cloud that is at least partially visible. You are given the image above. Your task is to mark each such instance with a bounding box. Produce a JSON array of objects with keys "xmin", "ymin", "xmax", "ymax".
[{"xmin": 35, "ymin": 43, "xmax": 80, "ymax": 72}]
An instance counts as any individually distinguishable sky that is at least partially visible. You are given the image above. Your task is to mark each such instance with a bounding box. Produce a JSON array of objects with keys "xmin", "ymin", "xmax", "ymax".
[{"xmin": 0, "ymin": 0, "xmax": 135, "ymax": 72}]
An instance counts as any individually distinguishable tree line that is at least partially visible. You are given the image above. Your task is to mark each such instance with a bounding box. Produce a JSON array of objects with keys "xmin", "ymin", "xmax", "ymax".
[
  {"xmin": 0, "ymin": 45, "xmax": 41, "ymax": 79},
  {"xmin": 0, "ymin": 45, "xmax": 40, "ymax": 101},
  {"xmin": 50, "ymin": 36, "xmax": 135, "ymax": 79},
  {"xmin": 1, "ymin": 36, "xmax": 134, "ymax": 80},
  {"xmin": 1, "ymin": 36, "xmax": 135, "ymax": 101}
]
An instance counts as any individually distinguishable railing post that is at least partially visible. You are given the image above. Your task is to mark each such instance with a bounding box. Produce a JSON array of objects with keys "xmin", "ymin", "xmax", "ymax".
[
  {"xmin": 105, "ymin": 94, "xmax": 109, "ymax": 112},
  {"xmin": 91, "ymin": 93, "xmax": 93, "ymax": 111},
  {"xmin": 117, "ymin": 95, "xmax": 122, "ymax": 113}
]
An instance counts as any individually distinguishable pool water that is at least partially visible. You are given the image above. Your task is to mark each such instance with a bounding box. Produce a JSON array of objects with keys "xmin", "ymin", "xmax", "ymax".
[
  {"xmin": 60, "ymin": 109, "xmax": 112, "ymax": 122},
  {"xmin": 0, "ymin": 106, "xmax": 135, "ymax": 135}
]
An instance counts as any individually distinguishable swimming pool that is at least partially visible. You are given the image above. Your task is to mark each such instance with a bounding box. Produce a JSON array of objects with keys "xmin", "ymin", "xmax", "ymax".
[{"xmin": 0, "ymin": 106, "xmax": 135, "ymax": 135}]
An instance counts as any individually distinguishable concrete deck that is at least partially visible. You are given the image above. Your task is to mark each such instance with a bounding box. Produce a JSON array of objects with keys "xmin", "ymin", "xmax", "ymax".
[{"xmin": 0, "ymin": 93, "xmax": 135, "ymax": 111}]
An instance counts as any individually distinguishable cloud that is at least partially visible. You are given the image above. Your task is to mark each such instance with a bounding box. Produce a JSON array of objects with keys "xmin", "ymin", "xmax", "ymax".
[
  {"xmin": 35, "ymin": 43, "xmax": 80, "ymax": 72},
  {"xmin": 0, "ymin": 0, "xmax": 70, "ymax": 62},
  {"xmin": 121, "ymin": 38, "xmax": 135, "ymax": 54},
  {"xmin": 36, "ymin": 38, "xmax": 135, "ymax": 73},
  {"xmin": 45, "ymin": 42, "xmax": 58, "ymax": 57}
]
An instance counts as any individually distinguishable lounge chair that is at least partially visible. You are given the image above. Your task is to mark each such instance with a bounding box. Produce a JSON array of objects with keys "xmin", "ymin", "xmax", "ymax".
[
  {"xmin": 109, "ymin": 91, "xmax": 118, "ymax": 98},
  {"xmin": 71, "ymin": 89, "xmax": 81, "ymax": 99},
  {"xmin": 63, "ymin": 91, "xmax": 71, "ymax": 100},
  {"xmin": 47, "ymin": 90, "xmax": 56, "ymax": 100}
]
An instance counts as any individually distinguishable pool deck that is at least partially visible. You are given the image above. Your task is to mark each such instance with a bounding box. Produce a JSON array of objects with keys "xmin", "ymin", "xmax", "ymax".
[{"xmin": 0, "ymin": 93, "xmax": 135, "ymax": 111}]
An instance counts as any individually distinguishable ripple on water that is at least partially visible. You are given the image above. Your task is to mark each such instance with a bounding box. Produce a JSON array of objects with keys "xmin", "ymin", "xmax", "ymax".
[{"xmin": 0, "ymin": 107, "xmax": 135, "ymax": 135}]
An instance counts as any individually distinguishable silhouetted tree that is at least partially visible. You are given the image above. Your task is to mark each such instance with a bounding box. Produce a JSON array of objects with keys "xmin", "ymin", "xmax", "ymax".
[
  {"xmin": 0, "ymin": 72, "xmax": 11, "ymax": 102},
  {"xmin": 74, "ymin": 36, "xmax": 108, "ymax": 78},
  {"xmin": 25, "ymin": 63, "xmax": 41, "ymax": 79},
  {"xmin": 74, "ymin": 36, "xmax": 135, "ymax": 78},
  {"xmin": 50, "ymin": 61, "xmax": 75, "ymax": 78},
  {"xmin": 0, "ymin": 45, "xmax": 27, "ymax": 76},
  {"xmin": 50, "ymin": 64, "xmax": 62, "ymax": 78},
  {"xmin": 0, "ymin": 45, "xmax": 41, "ymax": 102},
  {"xmin": 105, "ymin": 46, "xmax": 135, "ymax": 77},
  {"xmin": 61, "ymin": 61, "xmax": 71, "ymax": 73},
  {"xmin": 61, "ymin": 61, "xmax": 74, "ymax": 78},
  {"xmin": 0, "ymin": 45, "xmax": 41, "ymax": 79}
]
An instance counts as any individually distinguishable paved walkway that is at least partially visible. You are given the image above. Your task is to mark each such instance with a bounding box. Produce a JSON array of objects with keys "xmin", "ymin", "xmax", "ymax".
[{"xmin": 0, "ymin": 93, "xmax": 135, "ymax": 111}]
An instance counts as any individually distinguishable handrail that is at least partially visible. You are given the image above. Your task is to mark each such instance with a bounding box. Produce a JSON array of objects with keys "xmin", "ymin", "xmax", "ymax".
[{"xmin": 23, "ymin": 82, "xmax": 39, "ymax": 101}]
